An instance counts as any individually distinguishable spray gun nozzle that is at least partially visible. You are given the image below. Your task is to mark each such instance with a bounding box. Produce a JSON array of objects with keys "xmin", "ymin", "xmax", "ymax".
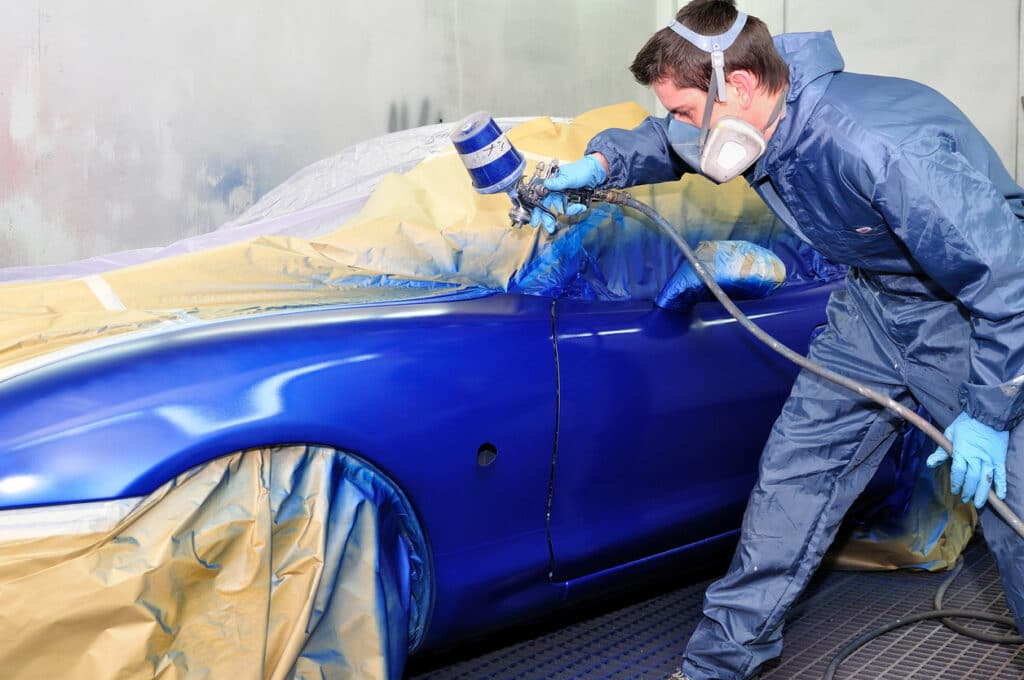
[{"xmin": 507, "ymin": 188, "xmax": 532, "ymax": 228}]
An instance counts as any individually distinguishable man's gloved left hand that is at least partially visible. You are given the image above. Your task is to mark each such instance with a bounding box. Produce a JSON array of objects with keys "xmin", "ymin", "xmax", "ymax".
[
  {"xmin": 529, "ymin": 154, "xmax": 608, "ymax": 233},
  {"xmin": 926, "ymin": 411, "xmax": 1009, "ymax": 509},
  {"xmin": 655, "ymin": 240, "xmax": 786, "ymax": 311}
]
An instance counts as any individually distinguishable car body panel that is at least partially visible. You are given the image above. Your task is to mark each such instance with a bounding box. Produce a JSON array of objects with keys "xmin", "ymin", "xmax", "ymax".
[
  {"xmin": 0, "ymin": 292, "xmax": 560, "ymax": 649},
  {"xmin": 0, "ymin": 271, "xmax": 871, "ymax": 654},
  {"xmin": 550, "ymin": 282, "xmax": 839, "ymax": 580}
]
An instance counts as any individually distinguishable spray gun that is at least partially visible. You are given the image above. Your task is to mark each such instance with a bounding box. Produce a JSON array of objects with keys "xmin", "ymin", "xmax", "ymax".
[
  {"xmin": 507, "ymin": 159, "xmax": 607, "ymax": 228},
  {"xmin": 450, "ymin": 111, "xmax": 624, "ymax": 230},
  {"xmin": 450, "ymin": 110, "xmax": 1024, "ymax": 541}
]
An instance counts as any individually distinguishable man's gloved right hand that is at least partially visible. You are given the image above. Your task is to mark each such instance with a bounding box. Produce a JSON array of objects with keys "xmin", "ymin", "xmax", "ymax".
[
  {"xmin": 926, "ymin": 411, "xmax": 1009, "ymax": 509},
  {"xmin": 529, "ymin": 154, "xmax": 608, "ymax": 233}
]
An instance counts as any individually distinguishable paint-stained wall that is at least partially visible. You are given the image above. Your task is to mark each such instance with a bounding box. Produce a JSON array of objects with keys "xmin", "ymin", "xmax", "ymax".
[
  {"xmin": 1, "ymin": 1, "xmax": 1021, "ymax": 267},
  {"xmin": 0, "ymin": 1, "xmax": 658, "ymax": 267}
]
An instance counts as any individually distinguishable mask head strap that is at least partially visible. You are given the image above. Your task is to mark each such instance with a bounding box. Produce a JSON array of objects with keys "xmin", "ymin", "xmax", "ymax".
[
  {"xmin": 696, "ymin": 75, "xmax": 718, "ymax": 148},
  {"xmin": 668, "ymin": 12, "xmax": 747, "ymax": 103},
  {"xmin": 762, "ymin": 84, "xmax": 789, "ymax": 133}
]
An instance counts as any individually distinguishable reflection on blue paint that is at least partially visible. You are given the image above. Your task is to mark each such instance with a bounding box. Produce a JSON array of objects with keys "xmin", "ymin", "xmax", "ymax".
[
  {"xmin": 0, "ymin": 474, "xmax": 44, "ymax": 496},
  {"xmin": 155, "ymin": 355, "xmax": 379, "ymax": 436}
]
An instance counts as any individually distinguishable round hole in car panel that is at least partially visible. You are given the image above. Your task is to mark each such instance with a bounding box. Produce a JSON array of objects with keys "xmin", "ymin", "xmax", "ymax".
[{"xmin": 477, "ymin": 443, "xmax": 498, "ymax": 467}]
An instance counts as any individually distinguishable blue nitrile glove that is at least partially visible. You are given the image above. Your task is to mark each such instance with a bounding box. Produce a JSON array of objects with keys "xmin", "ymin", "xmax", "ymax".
[
  {"xmin": 528, "ymin": 192, "xmax": 585, "ymax": 234},
  {"xmin": 926, "ymin": 411, "xmax": 1009, "ymax": 509},
  {"xmin": 655, "ymin": 240, "xmax": 787, "ymax": 311},
  {"xmin": 529, "ymin": 155, "xmax": 608, "ymax": 234}
]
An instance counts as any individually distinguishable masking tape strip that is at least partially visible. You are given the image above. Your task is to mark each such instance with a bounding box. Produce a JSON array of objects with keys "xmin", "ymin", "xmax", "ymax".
[
  {"xmin": 0, "ymin": 316, "xmax": 193, "ymax": 385},
  {"xmin": 83, "ymin": 275, "xmax": 127, "ymax": 311},
  {"xmin": 0, "ymin": 496, "xmax": 142, "ymax": 541},
  {"xmin": 458, "ymin": 134, "xmax": 513, "ymax": 169}
]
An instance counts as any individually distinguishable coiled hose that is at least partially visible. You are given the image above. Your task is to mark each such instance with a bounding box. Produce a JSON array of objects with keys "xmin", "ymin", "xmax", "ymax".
[{"xmin": 821, "ymin": 556, "xmax": 1022, "ymax": 679}]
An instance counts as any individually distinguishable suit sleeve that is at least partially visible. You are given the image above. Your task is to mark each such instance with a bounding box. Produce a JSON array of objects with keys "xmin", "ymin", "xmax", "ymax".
[
  {"xmin": 585, "ymin": 115, "xmax": 693, "ymax": 188},
  {"xmin": 872, "ymin": 137, "xmax": 1024, "ymax": 431}
]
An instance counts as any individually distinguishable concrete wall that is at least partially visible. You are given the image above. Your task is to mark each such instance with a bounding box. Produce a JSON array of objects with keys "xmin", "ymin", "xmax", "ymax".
[{"xmin": 1, "ymin": 1, "xmax": 1021, "ymax": 267}]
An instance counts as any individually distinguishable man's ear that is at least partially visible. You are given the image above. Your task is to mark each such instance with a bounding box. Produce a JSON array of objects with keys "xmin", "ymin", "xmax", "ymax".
[{"xmin": 726, "ymin": 70, "xmax": 758, "ymax": 109}]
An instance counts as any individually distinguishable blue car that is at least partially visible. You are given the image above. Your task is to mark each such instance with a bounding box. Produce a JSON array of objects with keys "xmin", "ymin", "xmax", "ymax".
[{"xmin": 0, "ymin": 118, "xmax": 954, "ymax": 678}]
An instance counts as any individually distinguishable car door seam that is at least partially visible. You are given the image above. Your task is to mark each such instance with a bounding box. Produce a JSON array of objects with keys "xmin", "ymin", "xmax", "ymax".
[{"xmin": 545, "ymin": 298, "xmax": 559, "ymax": 579}]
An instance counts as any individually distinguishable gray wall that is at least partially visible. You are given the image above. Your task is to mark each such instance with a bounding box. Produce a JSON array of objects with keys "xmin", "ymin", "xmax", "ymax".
[
  {"xmin": 1, "ymin": 1, "xmax": 1021, "ymax": 267},
  {"xmin": 785, "ymin": 0, "xmax": 1021, "ymax": 181},
  {"xmin": 1019, "ymin": 2, "xmax": 1024, "ymax": 181}
]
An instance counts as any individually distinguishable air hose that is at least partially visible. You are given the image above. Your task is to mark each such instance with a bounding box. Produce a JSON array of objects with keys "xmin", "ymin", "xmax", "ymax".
[{"xmin": 821, "ymin": 556, "xmax": 1022, "ymax": 679}]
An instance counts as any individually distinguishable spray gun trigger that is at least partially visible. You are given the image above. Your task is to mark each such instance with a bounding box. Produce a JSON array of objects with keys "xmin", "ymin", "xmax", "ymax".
[{"xmin": 507, "ymin": 158, "xmax": 598, "ymax": 230}]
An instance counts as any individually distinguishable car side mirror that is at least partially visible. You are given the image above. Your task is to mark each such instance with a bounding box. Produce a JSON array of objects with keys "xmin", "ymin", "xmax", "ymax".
[{"xmin": 655, "ymin": 240, "xmax": 787, "ymax": 311}]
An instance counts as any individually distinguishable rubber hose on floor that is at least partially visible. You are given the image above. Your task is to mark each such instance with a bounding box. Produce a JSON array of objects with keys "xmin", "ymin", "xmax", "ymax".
[{"xmin": 822, "ymin": 556, "xmax": 1022, "ymax": 679}]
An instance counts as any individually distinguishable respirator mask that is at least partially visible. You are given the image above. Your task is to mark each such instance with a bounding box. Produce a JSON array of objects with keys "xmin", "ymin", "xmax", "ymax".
[{"xmin": 665, "ymin": 12, "xmax": 787, "ymax": 184}]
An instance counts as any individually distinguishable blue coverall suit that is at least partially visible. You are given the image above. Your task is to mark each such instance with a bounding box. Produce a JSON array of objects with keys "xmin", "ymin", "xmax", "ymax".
[{"xmin": 587, "ymin": 31, "xmax": 1024, "ymax": 679}]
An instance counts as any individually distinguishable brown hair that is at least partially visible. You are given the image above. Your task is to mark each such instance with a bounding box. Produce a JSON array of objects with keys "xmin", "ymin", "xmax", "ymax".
[{"xmin": 630, "ymin": 0, "xmax": 788, "ymax": 94}]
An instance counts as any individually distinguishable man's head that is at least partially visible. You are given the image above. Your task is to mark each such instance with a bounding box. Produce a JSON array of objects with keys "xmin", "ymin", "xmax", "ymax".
[{"xmin": 631, "ymin": 0, "xmax": 788, "ymax": 134}]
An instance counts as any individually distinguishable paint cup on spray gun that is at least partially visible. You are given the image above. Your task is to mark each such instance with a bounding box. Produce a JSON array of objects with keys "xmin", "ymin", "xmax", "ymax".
[{"xmin": 451, "ymin": 112, "xmax": 531, "ymax": 227}]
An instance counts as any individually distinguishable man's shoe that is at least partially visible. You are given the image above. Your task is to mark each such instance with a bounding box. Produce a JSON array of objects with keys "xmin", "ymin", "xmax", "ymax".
[{"xmin": 668, "ymin": 669, "xmax": 760, "ymax": 680}]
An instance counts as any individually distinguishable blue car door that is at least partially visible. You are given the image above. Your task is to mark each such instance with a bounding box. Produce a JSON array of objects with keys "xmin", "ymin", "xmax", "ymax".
[{"xmin": 548, "ymin": 281, "xmax": 839, "ymax": 580}]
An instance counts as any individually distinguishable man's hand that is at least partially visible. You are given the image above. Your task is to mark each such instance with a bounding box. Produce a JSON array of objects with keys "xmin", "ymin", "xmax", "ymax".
[
  {"xmin": 655, "ymin": 240, "xmax": 787, "ymax": 311},
  {"xmin": 529, "ymin": 154, "xmax": 608, "ymax": 233},
  {"xmin": 926, "ymin": 411, "xmax": 1009, "ymax": 509}
]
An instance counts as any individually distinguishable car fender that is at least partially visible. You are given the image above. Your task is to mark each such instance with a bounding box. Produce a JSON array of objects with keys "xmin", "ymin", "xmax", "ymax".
[{"xmin": 0, "ymin": 293, "xmax": 561, "ymax": 648}]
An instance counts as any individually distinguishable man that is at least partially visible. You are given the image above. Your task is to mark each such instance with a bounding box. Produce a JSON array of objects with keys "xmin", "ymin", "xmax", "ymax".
[{"xmin": 532, "ymin": 1, "xmax": 1024, "ymax": 678}]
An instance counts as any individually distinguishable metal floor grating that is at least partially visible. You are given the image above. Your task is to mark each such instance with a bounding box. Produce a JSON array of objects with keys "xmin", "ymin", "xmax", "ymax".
[{"xmin": 407, "ymin": 536, "xmax": 1024, "ymax": 679}]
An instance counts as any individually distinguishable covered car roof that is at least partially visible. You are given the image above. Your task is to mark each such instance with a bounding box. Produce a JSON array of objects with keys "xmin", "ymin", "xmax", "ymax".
[{"xmin": 0, "ymin": 102, "xmax": 840, "ymax": 377}]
